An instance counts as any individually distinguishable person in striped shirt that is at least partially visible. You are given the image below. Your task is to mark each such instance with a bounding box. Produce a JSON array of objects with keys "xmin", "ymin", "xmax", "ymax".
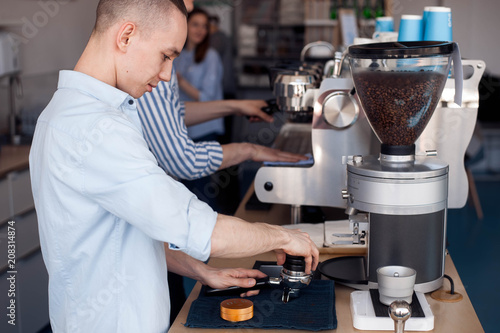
[
  {"xmin": 137, "ymin": 0, "xmax": 307, "ymax": 324},
  {"xmin": 137, "ymin": 70, "xmax": 305, "ymax": 181}
]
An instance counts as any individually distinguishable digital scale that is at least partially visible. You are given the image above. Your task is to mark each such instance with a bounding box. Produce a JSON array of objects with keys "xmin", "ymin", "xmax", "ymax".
[{"xmin": 350, "ymin": 290, "xmax": 434, "ymax": 331}]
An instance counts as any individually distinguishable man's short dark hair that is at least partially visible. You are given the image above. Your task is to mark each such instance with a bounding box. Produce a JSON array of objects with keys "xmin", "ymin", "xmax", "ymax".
[{"xmin": 93, "ymin": 0, "xmax": 187, "ymax": 35}]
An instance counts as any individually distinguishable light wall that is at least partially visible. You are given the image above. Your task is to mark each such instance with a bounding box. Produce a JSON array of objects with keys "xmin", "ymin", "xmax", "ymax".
[
  {"xmin": 1, "ymin": 0, "xmax": 499, "ymax": 136},
  {"xmin": 444, "ymin": 0, "xmax": 500, "ymax": 75},
  {"xmin": 390, "ymin": 0, "xmax": 500, "ymax": 75},
  {"xmin": 0, "ymin": 0, "xmax": 99, "ymax": 135}
]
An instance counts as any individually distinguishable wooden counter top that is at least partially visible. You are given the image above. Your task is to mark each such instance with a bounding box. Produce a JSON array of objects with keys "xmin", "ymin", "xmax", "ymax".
[
  {"xmin": 169, "ymin": 184, "xmax": 484, "ymax": 332},
  {"xmin": 169, "ymin": 252, "xmax": 483, "ymax": 333},
  {"xmin": 0, "ymin": 145, "xmax": 31, "ymax": 177}
]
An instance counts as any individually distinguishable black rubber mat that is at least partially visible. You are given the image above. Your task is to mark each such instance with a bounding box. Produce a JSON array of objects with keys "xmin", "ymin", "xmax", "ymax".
[{"xmin": 369, "ymin": 289, "xmax": 425, "ymax": 318}]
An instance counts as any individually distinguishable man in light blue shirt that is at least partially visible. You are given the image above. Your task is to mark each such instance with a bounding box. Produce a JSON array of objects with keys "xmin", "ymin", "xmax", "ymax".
[{"xmin": 29, "ymin": 1, "xmax": 319, "ymax": 332}]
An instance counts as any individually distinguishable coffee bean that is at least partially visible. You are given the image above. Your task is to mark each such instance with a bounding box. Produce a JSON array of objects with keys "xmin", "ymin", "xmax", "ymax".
[{"xmin": 353, "ymin": 70, "xmax": 447, "ymax": 146}]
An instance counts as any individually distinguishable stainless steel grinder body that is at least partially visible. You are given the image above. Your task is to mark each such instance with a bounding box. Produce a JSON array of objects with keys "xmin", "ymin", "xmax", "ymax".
[{"xmin": 346, "ymin": 154, "xmax": 449, "ymax": 293}]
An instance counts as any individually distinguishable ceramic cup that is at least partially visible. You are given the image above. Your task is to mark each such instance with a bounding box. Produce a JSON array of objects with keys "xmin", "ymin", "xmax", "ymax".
[
  {"xmin": 375, "ymin": 16, "xmax": 394, "ymax": 32},
  {"xmin": 372, "ymin": 31, "xmax": 398, "ymax": 42},
  {"xmin": 377, "ymin": 266, "xmax": 416, "ymax": 306},
  {"xmin": 398, "ymin": 15, "xmax": 423, "ymax": 41},
  {"xmin": 423, "ymin": 6, "xmax": 452, "ymax": 41},
  {"xmin": 353, "ymin": 37, "xmax": 374, "ymax": 45}
]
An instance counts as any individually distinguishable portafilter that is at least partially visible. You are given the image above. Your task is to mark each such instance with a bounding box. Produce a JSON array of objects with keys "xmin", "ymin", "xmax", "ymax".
[{"xmin": 205, "ymin": 255, "xmax": 312, "ymax": 303}]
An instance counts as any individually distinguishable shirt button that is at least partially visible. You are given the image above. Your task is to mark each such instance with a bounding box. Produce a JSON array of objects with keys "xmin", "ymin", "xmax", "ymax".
[{"xmin": 128, "ymin": 100, "xmax": 134, "ymax": 105}]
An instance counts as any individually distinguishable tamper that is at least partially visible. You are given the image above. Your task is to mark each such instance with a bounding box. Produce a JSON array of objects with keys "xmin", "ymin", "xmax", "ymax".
[{"xmin": 389, "ymin": 300, "xmax": 411, "ymax": 333}]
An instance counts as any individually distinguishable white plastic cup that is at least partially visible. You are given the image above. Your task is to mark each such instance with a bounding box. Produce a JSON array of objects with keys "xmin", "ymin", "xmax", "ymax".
[{"xmin": 377, "ymin": 266, "xmax": 416, "ymax": 306}]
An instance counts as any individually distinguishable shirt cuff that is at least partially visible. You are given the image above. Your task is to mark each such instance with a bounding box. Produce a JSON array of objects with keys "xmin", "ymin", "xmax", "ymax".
[
  {"xmin": 202, "ymin": 141, "xmax": 223, "ymax": 175},
  {"xmin": 168, "ymin": 197, "xmax": 217, "ymax": 262}
]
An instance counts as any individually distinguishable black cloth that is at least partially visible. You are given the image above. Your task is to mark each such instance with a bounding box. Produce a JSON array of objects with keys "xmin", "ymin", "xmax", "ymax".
[{"xmin": 185, "ymin": 280, "xmax": 337, "ymax": 331}]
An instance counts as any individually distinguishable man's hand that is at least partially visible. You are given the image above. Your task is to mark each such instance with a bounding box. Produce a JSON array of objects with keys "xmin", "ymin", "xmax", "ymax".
[
  {"xmin": 165, "ymin": 246, "xmax": 267, "ymax": 297},
  {"xmin": 273, "ymin": 228, "xmax": 319, "ymax": 275},
  {"xmin": 184, "ymin": 99, "xmax": 275, "ymax": 126},
  {"xmin": 200, "ymin": 267, "xmax": 268, "ymax": 297},
  {"xmin": 249, "ymin": 144, "xmax": 308, "ymax": 163},
  {"xmin": 219, "ymin": 143, "xmax": 307, "ymax": 170},
  {"xmin": 233, "ymin": 100, "xmax": 274, "ymax": 123}
]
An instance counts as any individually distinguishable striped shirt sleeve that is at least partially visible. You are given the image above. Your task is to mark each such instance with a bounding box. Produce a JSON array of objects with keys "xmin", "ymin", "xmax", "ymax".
[{"xmin": 137, "ymin": 71, "xmax": 224, "ymax": 180}]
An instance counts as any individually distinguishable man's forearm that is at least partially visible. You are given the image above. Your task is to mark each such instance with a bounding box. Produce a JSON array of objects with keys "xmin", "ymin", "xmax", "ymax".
[
  {"xmin": 164, "ymin": 243, "xmax": 270, "ymax": 294},
  {"xmin": 219, "ymin": 142, "xmax": 307, "ymax": 171},
  {"xmin": 210, "ymin": 214, "xmax": 290, "ymax": 259},
  {"xmin": 164, "ymin": 244, "xmax": 205, "ymax": 280},
  {"xmin": 219, "ymin": 143, "xmax": 254, "ymax": 170},
  {"xmin": 210, "ymin": 214, "xmax": 318, "ymax": 274},
  {"xmin": 184, "ymin": 100, "xmax": 239, "ymax": 126},
  {"xmin": 178, "ymin": 76, "xmax": 200, "ymax": 101}
]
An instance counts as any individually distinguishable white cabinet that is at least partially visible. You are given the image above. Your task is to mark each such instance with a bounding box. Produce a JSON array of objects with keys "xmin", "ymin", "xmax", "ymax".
[
  {"xmin": 0, "ymin": 177, "xmax": 11, "ymax": 223},
  {"xmin": 10, "ymin": 170, "xmax": 35, "ymax": 217},
  {"xmin": 11, "ymin": 212, "xmax": 39, "ymax": 262},
  {"xmin": 0, "ymin": 252, "xmax": 50, "ymax": 333},
  {"xmin": 17, "ymin": 251, "xmax": 49, "ymax": 333},
  {"xmin": 0, "ymin": 269, "xmax": 19, "ymax": 333},
  {"xmin": 0, "ymin": 167, "xmax": 49, "ymax": 333}
]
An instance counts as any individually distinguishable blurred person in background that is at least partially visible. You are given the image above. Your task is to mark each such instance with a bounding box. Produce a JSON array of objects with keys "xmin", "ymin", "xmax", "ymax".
[{"xmin": 175, "ymin": 7, "xmax": 224, "ymax": 142}]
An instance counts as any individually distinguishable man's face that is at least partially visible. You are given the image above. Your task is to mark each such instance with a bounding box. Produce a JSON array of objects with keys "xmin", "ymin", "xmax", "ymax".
[{"xmin": 116, "ymin": 10, "xmax": 187, "ymax": 98}]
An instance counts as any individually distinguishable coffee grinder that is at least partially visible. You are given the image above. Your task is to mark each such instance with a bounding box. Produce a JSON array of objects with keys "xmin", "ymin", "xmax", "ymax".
[{"xmin": 320, "ymin": 42, "xmax": 463, "ymax": 296}]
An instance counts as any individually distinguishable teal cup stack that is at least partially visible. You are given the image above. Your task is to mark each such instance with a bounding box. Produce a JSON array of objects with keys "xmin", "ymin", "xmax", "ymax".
[
  {"xmin": 375, "ymin": 16, "xmax": 394, "ymax": 32},
  {"xmin": 423, "ymin": 6, "xmax": 452, "ymax": 41},
  {"xmin": 398, "ymin": 15, "xmax": 423, "ymax": 41}
]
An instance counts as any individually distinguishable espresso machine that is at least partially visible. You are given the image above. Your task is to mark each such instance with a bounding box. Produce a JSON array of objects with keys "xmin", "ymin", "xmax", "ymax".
[
  {"xmin": 255, "ymin": 52, "xmax": 380, "ymax": 224},
  {"xmin": 256, "ymin": 40, "xmax": 486, "ymax": 288}
]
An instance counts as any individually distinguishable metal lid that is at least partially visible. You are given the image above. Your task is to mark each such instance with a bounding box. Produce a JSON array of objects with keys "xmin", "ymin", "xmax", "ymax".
[
  {"xmin": 274, "ymin": 71, "xmax": 315, "ymax": 97},
  {"xmin": 347, "ymin": 155, "xmax": 448, "ymax": 179},
  {"xmin": 348, "ymin": 41, "xmax": 455, "ymax": 59}
]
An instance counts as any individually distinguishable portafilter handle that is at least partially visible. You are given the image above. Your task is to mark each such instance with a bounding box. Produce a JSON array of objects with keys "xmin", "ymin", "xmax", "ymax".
[{"xmin": 389, "ymin": 300, "xmax": 412, "ymax": 333}]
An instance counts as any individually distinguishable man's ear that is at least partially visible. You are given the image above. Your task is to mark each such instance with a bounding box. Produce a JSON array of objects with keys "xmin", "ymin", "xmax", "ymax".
[{"xmin": 116, "ymin": 22, "xmax": 137, "ymax": 53}]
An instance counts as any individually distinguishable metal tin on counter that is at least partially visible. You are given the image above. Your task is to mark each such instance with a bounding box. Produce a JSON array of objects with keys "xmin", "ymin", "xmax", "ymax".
[{"xmin": 220, "ymin": 298, "xmax": 254, "ymax": 322}]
